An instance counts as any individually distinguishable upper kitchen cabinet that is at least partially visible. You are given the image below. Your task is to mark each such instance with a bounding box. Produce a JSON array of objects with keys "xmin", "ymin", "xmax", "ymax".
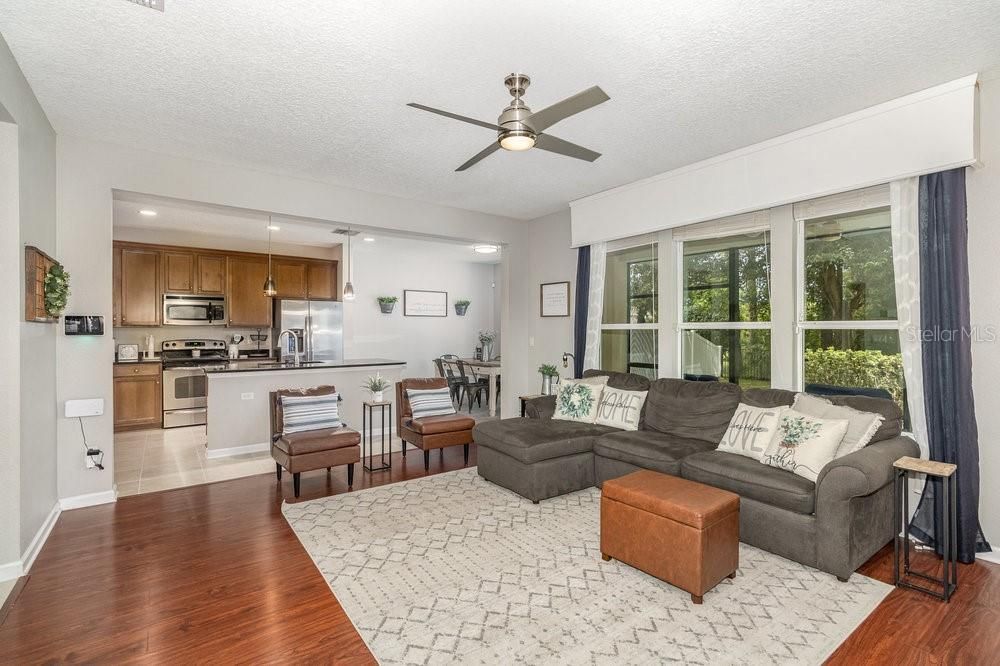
[
  {"xmin": 196, "ymin": 254, "xmax": 227, "ymax": 295},
  {"xmin": 119, "ymin": 247, "xmax": 160, "ymax": 326},
  {"xmin": 306, "ymin": 260, "xmax": 338, "ymax": 300},
  {"xmin": 162, "ymin": 251, "xmax": 195, "ymax": 294},
  {"xmin": 272, "ymin": 260, "xmax": 308, "ymax": 299},
  {"xmin": 113, "ymin": 246, "xmax": 122, "ymax": 326},
  {"xmin": 227, "ymin": 256, "xmax": 272, "ymax": 327}
]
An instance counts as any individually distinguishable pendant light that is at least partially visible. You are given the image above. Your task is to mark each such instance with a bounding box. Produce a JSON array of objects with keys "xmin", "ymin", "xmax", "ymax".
[
  {"xmin": 343, "ymin": 225, "xmax": 356, "ymax": 301},
  {"xmin": 263, "ymin": 217, "xmax": 277, "ymax": 296}
]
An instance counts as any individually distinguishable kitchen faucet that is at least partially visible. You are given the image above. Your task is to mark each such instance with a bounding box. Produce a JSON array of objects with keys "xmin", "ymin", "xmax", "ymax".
[{"xmin": 277, "ymin": 329, "xmax": 301, "ymax": 366}]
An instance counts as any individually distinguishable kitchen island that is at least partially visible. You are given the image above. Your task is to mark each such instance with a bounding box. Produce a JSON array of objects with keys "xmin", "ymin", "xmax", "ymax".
[{"xmin": 204, "ymin": 358, "xmax": 406, "ymax": 458}]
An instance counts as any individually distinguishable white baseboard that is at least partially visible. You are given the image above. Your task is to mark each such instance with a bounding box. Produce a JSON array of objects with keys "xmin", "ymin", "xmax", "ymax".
[
  {"xmin": 0, "ymin": 500, "xmax": 63, "ymax": 582},
  {"xmin": 205, "ymin": 442, "xmax": 269, "ymax": 459},
  {"xmin": 21, "ymin": 502, "xmax": 61, "ymax": 573},
  {"xmin": 59, "ymin": 489, "xmax": 117, "ymax": 511},
  {"xmin": 0, "ymin": 559, "xmax": 22, "ymax": 582},
  {"xmin": 977, "ymin": 548, "xmax": 1000, "ymax": 565}
]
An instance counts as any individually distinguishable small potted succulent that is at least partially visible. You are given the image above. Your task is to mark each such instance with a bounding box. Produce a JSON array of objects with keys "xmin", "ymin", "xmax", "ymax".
[
  {"xmin": 44, "ymin": 263, "xmax": 71, "ymax": 318},
  {"xmin": 377, "ymin": 296, "xmax": 398, "ymax": 314},
  {"xmin": 362, "ymin": 373, "xmax": 392, "ymax": 402},
  {"xmin": 538, "ymin": 363, "xmax": 560, "ymax": 395},
  {"xmin": 454, "ymin": 299, "xmax": 471, "ymax": 316}
]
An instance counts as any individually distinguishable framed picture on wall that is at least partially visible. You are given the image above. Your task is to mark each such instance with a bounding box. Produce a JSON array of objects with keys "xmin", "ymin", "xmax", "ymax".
[
  {"xmin": 403, "ymin": 290, "xmax": 448, "ymax": 317},
  {"xmin": 540, "ymin": 281, "xmax": 571, "ymax": 317}
]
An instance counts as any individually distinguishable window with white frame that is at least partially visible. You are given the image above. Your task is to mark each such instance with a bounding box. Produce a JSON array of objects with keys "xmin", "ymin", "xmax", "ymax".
[
  {"xmin": 601, "ymin": 242, "xmax": 658, "ymax": 379},
  {"xmin": 677, "ymin": 230, "xmax": 772, "ymax": 388},
  {"xmin": 796, "ymin": 206, "xmax": 906, "ymax": 410}
]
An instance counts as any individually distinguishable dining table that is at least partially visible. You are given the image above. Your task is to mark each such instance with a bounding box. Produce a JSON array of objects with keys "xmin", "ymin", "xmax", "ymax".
[{"xmin": 458, "ymin": 358, "xmax": 502, "ymax": 417}]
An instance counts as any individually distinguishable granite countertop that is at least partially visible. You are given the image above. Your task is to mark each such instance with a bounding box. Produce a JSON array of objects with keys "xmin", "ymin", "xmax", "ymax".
[{"xmin": 205, "ymin": 358, "xmax": 406, "ymax": 374}]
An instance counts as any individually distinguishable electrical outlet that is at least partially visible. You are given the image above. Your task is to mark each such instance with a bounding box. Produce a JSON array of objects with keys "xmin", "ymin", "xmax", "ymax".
[
  {"xmin": 86, "ymin": 455, "xmax": 96, "ymax": 469},
  {"xmin": 241, "ymin": 392, "xmax": 254, "ymax": 400},
  {"xmin": 529, "ymin": 337, "xmax": 535, "ymax": 347}
]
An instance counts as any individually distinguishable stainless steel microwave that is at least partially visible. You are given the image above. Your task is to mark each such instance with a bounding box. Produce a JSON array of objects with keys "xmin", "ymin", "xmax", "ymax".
[{"xmin": 162, "ymin": 294, "xmax": 226, "ymax": 326}]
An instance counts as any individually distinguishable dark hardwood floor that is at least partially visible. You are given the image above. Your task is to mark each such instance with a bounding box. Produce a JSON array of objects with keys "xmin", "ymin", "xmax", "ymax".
[{"xmin": 2, "ymin": 442, "xmax": 997, "ymax": 664}]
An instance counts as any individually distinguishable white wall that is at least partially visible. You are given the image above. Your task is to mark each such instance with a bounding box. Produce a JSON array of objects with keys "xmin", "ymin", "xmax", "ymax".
[
  {"xmin": 967, "ymin": 69, "xmax": 1000, "ymax": 546},
  {"xmin": 344, "ymin": 238, "xmax": 497, "ymax": 379},
  {"xmin": 502, "ymin": 210, "xmax": 577, "ymax": 415},
  {"xmin": 55, "ymin": 135, "xmax": 526, "ymax": 502},
  {"xmin": 0, "ymin": 32, "xmax": 58, "ymax": 574}
]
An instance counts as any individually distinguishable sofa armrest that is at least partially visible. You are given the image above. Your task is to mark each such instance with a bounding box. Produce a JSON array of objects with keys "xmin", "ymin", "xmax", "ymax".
[
  {"xmin": 816, "ymin": 435, "xmax": 920, "ymax": 501},
  {"xmin": 524, "ymin": 395, "xmax": 556, "ymax": 419}
]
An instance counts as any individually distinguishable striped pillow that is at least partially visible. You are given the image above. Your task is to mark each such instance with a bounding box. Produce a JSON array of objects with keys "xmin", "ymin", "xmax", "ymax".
[
  {"xmin": 407, "ymin": 387, "xmax": 456, "ymax": 419},
  {"xmin": 281, "ymin": 393, "xmax": 342, "ymax": 435}
]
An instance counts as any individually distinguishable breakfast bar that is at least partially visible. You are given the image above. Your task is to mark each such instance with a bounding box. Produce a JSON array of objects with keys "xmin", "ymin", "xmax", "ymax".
[{"xmin": 204, "ymin": 359, "xmax": 406, "ymax": 458}]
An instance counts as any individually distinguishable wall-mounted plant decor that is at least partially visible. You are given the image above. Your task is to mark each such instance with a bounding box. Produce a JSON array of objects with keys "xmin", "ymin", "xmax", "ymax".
[
  {"xmin": 24, "ymin": 246, "xmax": 67, "ymax": 323},
  {"xmin": 454, "ymin": 299, "xmax": 471, "ymax": 316},
  {"xmin": 377, "ymin": 295, "xmax": 398, "ymax": 314},
  {"xmin": 45, "ymin": 263, "xmax": 71, "ymax": 318}
]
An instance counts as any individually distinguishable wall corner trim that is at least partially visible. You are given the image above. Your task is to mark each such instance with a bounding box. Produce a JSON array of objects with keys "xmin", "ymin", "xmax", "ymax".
[
  {"xmin": 21, "ymin": 502, "xmax": 61, "ymax": 574},
  {"xmin": 59, "ymin": 489, "xmax": 117, "ymax": 511}
]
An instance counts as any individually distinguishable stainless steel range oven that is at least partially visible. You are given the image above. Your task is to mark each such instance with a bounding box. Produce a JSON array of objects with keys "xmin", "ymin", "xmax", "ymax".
[{"xmin": 161, "ymin": 339, "xmax": 227, "ymax": 428}]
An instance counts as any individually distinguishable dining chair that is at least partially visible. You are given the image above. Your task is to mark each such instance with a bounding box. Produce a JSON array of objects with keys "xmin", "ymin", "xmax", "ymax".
[
  {"xmin": 435, "ymin": 357, "xmax": 463, "ymax": 404},
  {"xmin": 457, "ymin": 360, "xmax": 490, "ymax": 412}
]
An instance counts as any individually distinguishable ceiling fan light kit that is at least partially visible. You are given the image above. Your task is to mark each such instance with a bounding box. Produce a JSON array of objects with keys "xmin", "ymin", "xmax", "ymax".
[{"xmin": 408, "ymin": 73, "xmax": 609, "ymax": 171}]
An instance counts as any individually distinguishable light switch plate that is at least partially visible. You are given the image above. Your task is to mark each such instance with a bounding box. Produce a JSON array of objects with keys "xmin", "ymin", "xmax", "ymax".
[{"xmin": 241, "ymin": 392, "xmax": 254, "ymax": 400}]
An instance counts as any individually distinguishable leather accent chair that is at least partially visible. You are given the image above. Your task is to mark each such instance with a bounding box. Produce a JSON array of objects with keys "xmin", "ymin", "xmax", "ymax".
[
  {"xmin": 396, "ymin": 378, "xmax": 476, "ymax": 470},
  {"xmin": 270, "ymin": 385, "xmax": 360, "ymax": 498}
]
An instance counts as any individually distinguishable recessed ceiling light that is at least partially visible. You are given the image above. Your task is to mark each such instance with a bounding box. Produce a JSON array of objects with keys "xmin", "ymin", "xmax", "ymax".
[
  {"xmin": 139, "ymin": 209, "xmax": 157, "ymax": 217},
  {"xmin": 266, "ymin": 224, "xmax": 281, "ymax": 231},
  {"xmin": 363, "ymin": 237, "xmax": 375, "ymax": 242},
  {"xmin": 473, "ymin": 244, "xmax": 499, "ymax": 254}
]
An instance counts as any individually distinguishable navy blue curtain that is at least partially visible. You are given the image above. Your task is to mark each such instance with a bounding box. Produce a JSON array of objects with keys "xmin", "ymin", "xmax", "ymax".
[
  {"xmin": 909, "ymin": 168, "xmax": 991, "ymax": 563},
  {"xmin": 573, "ymin": 246, "xmax": 590, "ymax": 379}
]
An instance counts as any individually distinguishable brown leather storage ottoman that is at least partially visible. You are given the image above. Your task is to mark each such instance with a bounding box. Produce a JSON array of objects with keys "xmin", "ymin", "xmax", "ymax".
[{"xmin": 601, "ymin": 470, "xmax": 740, "ymax": 604}]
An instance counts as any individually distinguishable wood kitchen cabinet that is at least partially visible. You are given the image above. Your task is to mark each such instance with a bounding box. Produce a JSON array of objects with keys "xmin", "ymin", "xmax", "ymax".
[
  {"xmin": 227, "ymin": 256, "xmax": 272, "ymax": 327},
  {"xmin": 119, "ymin": 247, "xmax": 160, "ymax": 326},
  {"xmin": 273, "ymin": 260, "xmax": 308, "ymax": 299},
  {"xmin": 113, "ymin": 363, "xmax": 162, "ymax": 431},
  {"xmin": 306, "ymin": 261, "xmax": 337, "ymax": 300},
  {"xmin": 196, "ymin": 254, "xmax": 226, "ymax": 295},
  {"xmin": 162, "ymin": 251, "xmax": 195, "ymax": 293},
  {"xmin": 112, "ymin": 246, "xmax": 122, "ymax": 326}
]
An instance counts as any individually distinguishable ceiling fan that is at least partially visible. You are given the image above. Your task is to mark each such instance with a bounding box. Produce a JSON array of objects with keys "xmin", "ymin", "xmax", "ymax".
[{"xmin": 407, "ymin": 74, "xmax": 609, "ymax": 171}]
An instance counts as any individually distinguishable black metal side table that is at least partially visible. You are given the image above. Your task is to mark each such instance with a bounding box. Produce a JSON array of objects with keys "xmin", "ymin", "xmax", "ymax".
[
  {"xmin": 893, "ymin": 455, "xmax": 958, "ymax": 601},
  {"xmin": 362, "ymin": 400, "xmax": 392, "ymax": 472}
]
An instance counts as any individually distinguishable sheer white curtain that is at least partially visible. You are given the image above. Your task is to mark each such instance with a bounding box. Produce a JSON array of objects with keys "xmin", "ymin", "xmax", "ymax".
[
  {"xmin": 891, "ymin": 177, "xmax": 929, "ymax": 457},
  {"xmin": 582, "ymin": 241, "xmax": 606, "ymax": 371}
]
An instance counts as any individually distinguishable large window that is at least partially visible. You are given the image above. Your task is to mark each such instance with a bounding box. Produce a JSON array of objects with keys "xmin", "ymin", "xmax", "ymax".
[
  {"xmin": 679, "ymin": 231, "xmax": 771, "ymax": 388},
  {"xmin": 601, "ymin": 243, "xmax": 658, "ymax": 379},
  {"xmin": 798, "ymin": 207, "xmax": 905, "ymax": 408}
]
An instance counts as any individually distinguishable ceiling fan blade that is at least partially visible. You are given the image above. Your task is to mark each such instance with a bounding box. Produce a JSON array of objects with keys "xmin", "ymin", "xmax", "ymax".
[
  {"xmin": 534, "ymin": 134, "xmax": 601, "ymax": 162},
  {"xmin": 456, "ymin": 142, "xmax": 500, "ymax": 171},
  {"xmin": 525, "ymin": 86, "xmax": 610, "ymax": 133},
  {"xmin": 407, "ymin": 103, "xmax": 502, "ymax": 131}
]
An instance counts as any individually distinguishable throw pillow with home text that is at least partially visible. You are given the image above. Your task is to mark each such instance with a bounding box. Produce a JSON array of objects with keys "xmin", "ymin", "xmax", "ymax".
[
  {"xmin": 717, "ymin": 403, "xmax": 786, "ymax": 461},
  {"xmin": 594, "ymin": 388, "xmax": 648, "ymax": 430}
]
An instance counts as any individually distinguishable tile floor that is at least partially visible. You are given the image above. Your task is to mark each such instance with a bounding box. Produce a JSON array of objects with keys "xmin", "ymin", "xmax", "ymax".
[{"xmin": 114, "ymin": 402, "xmax": 499, "ymax": 497}]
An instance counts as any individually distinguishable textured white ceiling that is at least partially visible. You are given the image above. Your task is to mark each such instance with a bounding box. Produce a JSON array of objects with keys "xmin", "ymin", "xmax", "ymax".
[{"xmin": 3, "ymin": 1, "xmax": 1000, "ymax": 219}]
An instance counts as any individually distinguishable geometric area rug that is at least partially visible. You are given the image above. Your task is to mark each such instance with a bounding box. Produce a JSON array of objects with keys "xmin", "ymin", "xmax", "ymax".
[{"xmin": 282, "ymin": 468, "xmax": 891, "ymax": 665}]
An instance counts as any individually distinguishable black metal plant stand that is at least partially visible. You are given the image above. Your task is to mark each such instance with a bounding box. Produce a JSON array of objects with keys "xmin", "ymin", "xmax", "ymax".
[
  {"xmin": 362, "ymin": 401, "xmax": 392, "ymax": 472},
  {"xmin": 893, "ymin": 456, "xmax": 958, "ymax": 601}
]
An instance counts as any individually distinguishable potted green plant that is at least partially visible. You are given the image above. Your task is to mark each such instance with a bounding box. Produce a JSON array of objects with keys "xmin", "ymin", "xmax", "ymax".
[
  {"xmin": 538, "ymin": 363, "xmax": 560, "ymax": 395},
  {"xmin": 44, "ymin": 263, "xmax": 71, "ymax": 318},
  {"xmin": 454, "ymin": 299, "xmax": 471, "ymax": 316},
  {"xmin": 377, "ymin": 296, "xmax": 398, "ymax": 314},
  {"xmin": 362, "ymin": 373, "xmax": 392, "ymax": 402},
  {"xmin": 478, "ymin": 329, "xmax": 497, "ymax": 360}
]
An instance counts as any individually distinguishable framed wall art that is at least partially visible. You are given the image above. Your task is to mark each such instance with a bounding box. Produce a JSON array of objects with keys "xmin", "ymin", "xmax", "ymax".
[
  {"xmin": 403, "ymin": 290, "xmax": 448, "ymax": 317},
  {"xmin": 540, "ymin": 281, "xmax": 570, "ymax": 317}
]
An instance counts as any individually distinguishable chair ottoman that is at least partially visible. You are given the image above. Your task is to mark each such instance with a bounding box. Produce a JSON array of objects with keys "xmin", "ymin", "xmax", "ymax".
[{"xmin": 601, "ymin": 470, "xmax": 740, "ymax": 604}]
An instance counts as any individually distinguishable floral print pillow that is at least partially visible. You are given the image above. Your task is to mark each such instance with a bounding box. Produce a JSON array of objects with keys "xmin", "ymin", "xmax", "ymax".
[
  {"xmin": 552, "ymin": 377, "xmax": 608, "ymax": 424},
  {"xmin": 762, "ymin": 409, "xmax": 850, "ymax": 482}
]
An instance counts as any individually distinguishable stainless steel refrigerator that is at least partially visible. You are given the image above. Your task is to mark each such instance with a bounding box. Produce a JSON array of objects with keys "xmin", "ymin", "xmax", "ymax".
[{"xmin": 273, "ymin": 300, "xmax": 344, "ymax": 361}]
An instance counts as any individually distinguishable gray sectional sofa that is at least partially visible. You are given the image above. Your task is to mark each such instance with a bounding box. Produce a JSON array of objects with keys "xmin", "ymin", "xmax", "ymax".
[{"xmin": 473, "ymin": 369, "xmax": 919, "ymax": 580}]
